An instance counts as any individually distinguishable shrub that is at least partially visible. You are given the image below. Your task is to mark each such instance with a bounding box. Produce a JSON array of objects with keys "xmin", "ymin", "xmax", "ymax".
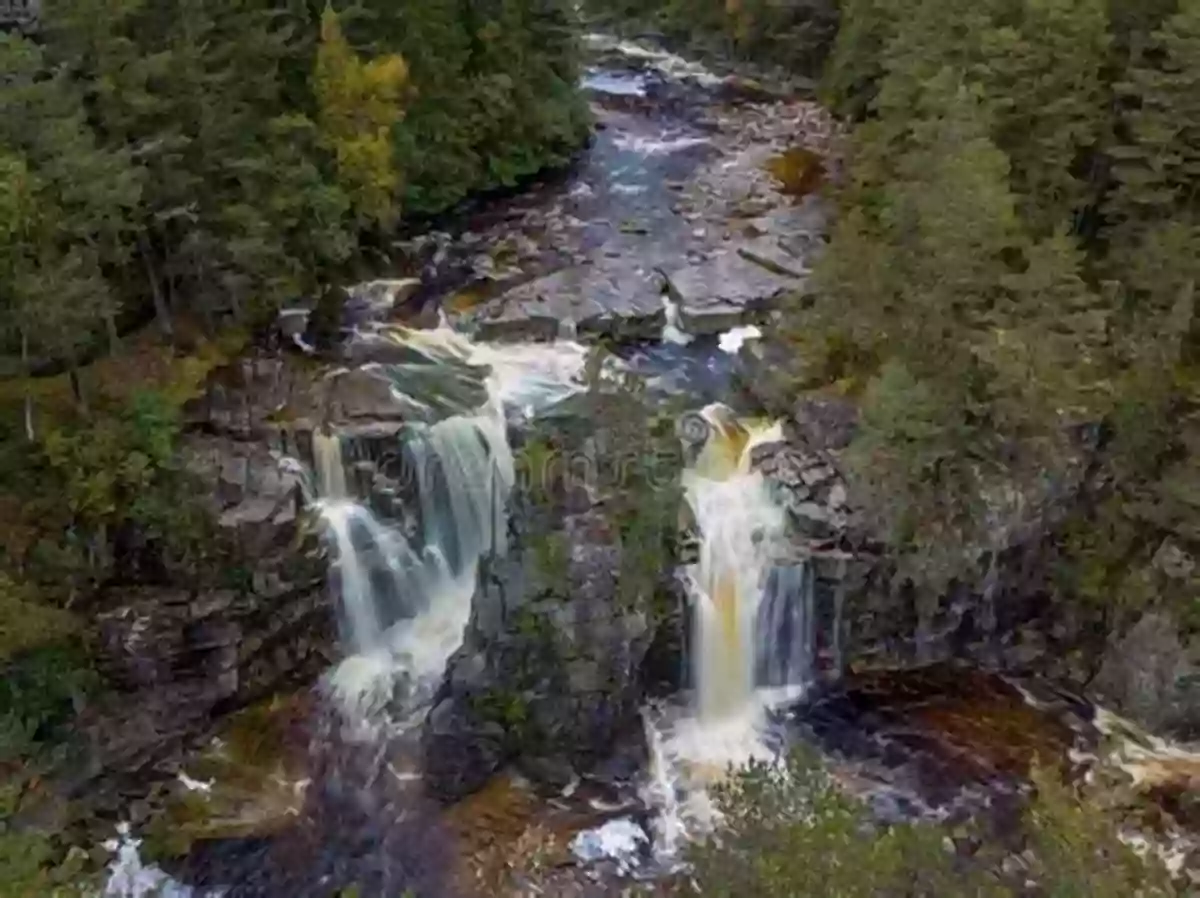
[{"xmin": 677, "ymin": 747, "xmax": 1178, "ymax": 897}]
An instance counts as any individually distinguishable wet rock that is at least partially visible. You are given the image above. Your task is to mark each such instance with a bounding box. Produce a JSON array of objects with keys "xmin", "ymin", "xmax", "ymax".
[
  {"xmin": 182, "ymin": 436, "xmax": 301, "ymax": 518},
  {"xmin": 183, "ymin": 348, "xmax": 423, "ymax": 455},
  {"xmin": 423, "ymin": 505, "xmax": 680, "ymax": 801},
  {"xmin": 791, "ymin": 501, "xmax": 844, "ymax": 540},
  {"xmin": 347, "ymin": 278, "xmax": 422, "ymax": 317},
  {"xmin": 275, "ymin": 308, "xmax": 310, "ymax": 340},
  {"xmin": 323, "ymin": 367, "xmax": 405, "ymax": 424},
  {"xmin": 1093, "ymin": 612, "xmax": 1200, "ymax": 737},
  {"xmin": 665, "ymin": 249, "xmax": 801, "ymax": 335},
  {"xmin": 737, "ymin": 237, "xmax": 810, "ymax": 279},
  {"xmin": 470, "ymin": 263, "xmax": 664, "ymax": 343},
  {"xmin": 789, "ymin": 664, "xmax": 1095, "ymax": 812}
]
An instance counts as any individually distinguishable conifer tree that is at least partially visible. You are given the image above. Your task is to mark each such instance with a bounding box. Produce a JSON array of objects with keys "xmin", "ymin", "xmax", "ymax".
[
  {"xmin": 1107, "ymin": 0, "xmax": 1200, "ymax": 263},
  {"xmin": 0, "ymin": 33, "xmax": 137, "ymax": 408},
  {"xmin": 978, "ymin": 0, "xmax": 1112, "ymax": 235}
]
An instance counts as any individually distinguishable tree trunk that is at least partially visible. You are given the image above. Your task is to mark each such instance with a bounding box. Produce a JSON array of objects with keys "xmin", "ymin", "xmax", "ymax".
[
  {"xmin": 139, "ymin": 234, "xmax": 174, "ymax": 340},
  {"xmin": 105, "ymin": 309, "xmax": 121, "ymax": 353},
  {"xmin": 69, "ymin": 360, "xmax": 89, "ymax": 417},
  {"xmin": 21, "ymin": 329, "xmax": 34, "ymax": 442}
]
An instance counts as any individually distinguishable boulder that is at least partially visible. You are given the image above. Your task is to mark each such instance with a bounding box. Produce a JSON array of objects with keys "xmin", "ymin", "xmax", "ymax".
[
  {"xmin": 346, "ymin": 278, "xmax": 422, "ymax": 319},
  {"xmin": 423, "ymin": 504, "xmax": 681, "ymax": 801},
  {"xmin": 468, "ymin": 262, "xmax": 665, "ymax": 343},
  {"xmin": 1093, "ymin": 612, "xmax": 1200, "ymax": 738},
  {"xmin": 665, "ymin": 248, "xmax": 803, "ymax": 336}
]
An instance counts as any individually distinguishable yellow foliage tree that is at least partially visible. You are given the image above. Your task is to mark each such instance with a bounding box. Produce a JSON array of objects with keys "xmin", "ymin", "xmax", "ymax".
[{"xmin": 314, "ymin": 4, "xmax": 408, "ymax": 227}]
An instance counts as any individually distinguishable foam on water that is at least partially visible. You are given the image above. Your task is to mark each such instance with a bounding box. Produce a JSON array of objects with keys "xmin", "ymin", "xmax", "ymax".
[
  {"xmin": 313, "ymin": 325, "xmax": 590, "ymax": 723},
  {"xmin": 583, "ymin": 33, "xmax": 727, "ymax": 88},
  {"xmin": 103, "ymin": 824, "xmax": 215, "ymax": 898},
  {"xmin": 613, "ymin": 133, "xmax": 712, "ymax": 156},
  {"xmin": 641, "ymin": 404, "xmax": 814, "ymax": 864}
]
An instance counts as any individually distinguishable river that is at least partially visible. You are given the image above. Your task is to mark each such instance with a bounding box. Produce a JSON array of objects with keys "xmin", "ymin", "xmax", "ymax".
[{"xmin": 98, "ymin": 31, "xmax": 1200, "ymax": 898}]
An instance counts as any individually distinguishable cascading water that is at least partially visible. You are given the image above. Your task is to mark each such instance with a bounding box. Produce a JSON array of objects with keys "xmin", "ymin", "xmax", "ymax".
[
  {"xmin": 756, "ymin": 562, "xmax": 816, "ymax": 694},
  {"xmin": 314, "ymin": 322, "xmax": 585, "ymax": 719},
  {"xmin": 643, "ymin": 402, "xmax": 815, "ymax": 861},
  {"xmin": 313, "ymin": 430, "xmax": 348, "ymax": 500},
  {"xmin": 681, "ymin": 403, "xmax": 793, "ymax": 721}
]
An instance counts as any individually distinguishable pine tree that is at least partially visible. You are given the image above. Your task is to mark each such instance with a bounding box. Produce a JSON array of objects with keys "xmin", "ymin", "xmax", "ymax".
[
  {"xmin": 0, "ymin": 33, "xmax": 138, "ymax": 412},
  {"xmin": 978, "ymin": 0, "xmax": 1112, "ymax": 235},
  {"xmin": 1107, "ymin": 0, "xmax": 1200, "ymax": 264}
]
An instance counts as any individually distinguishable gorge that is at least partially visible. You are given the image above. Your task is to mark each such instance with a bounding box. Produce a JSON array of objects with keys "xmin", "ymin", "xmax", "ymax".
[{"xmin": 4, "ymin": 2, "xmax": 1200, "ymax": 896}]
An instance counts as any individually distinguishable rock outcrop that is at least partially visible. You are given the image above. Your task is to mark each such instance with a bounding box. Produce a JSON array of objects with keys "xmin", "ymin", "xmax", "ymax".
[
  {"xmin": 85, "ymin": 575, "xmax": 332, "ymax": 783},
  {"xmin": 422, "ymin": 499, "xmax": 684, "ymax": 800},
  {"xmin": 750, "ymin": 408, "xmax": 1097, "ymax": 687},
  {"xmin": 74, "ymin": 352, "xmax": 342, "ymax": 795}
]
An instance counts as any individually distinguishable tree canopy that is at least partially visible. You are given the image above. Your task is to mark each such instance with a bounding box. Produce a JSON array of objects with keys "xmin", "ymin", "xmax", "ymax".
[{"xmin": 796, "ymin": 0, "xmax": 1200, "ymax": 632}]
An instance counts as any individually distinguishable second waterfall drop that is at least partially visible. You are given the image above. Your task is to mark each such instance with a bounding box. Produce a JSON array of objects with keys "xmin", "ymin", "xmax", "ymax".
[{"xmin": 681, "ymin": 403, "xmax": 788, "ymax": 721}]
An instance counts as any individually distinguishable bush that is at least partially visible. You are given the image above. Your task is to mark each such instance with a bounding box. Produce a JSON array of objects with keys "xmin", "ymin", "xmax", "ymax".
[
  {"xmin": 677, "ymin": 747, "xmax": 1178, "ymax": 897},
  {"xmin": 0, "ymin": 641, "xmax": 97, "ymax": 765},
  {"xmin": 3, "ymin": 388, "xmax": 221, "ymax": 600}
]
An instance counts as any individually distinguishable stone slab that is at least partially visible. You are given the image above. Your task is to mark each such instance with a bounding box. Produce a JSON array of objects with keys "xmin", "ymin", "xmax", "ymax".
[{"xmin": 666, "ymin": 250, "xmax": 803, "ymax": 336}]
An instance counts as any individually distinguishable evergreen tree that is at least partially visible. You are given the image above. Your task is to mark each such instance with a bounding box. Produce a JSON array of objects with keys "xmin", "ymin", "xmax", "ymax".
[
  {"xmin": 978, "ymin": 0, "xmax": 1112, "ymax": 235},
  {"xmin": 0, "ymin": 34, "xmax": 138, "ymax": 413},
  {"xmin": 1106, "ymin": 0, "xmax": 1200, "ymax": 263}
]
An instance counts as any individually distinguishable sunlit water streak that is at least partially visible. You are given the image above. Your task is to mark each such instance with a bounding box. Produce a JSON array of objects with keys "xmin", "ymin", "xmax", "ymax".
[{"xmin": 642, "ymin": 403, "xmax": 815, "ymax": 863}]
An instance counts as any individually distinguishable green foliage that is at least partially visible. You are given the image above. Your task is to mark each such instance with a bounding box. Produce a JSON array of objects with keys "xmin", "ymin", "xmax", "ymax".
[
  {"xmin": 314, "ymin": 5, "xmax": 408, "ymax": 228},
  {"xmin": 0, "ymin": 0, "xmax": 588, "ymax": 352},
  {"xmin": 581, "ymin": 355, "xmax": 684, "ymax": 611},
  {"xmin": 0, "ymin": 576, "xmax": 80, "ymax": 666},
  {"xmin": 1022, "ymin": 767, "xmax": 1178, "ymax": 896},
  {"xmin": 0, "ymin": 386, "xmax": 219, "ymax": 602},
  {"xmin": 679, "ymin": 748, "xmax": 1177, "ymax": 897},
  {"xmin": 0, "ymin": 0, "xmax": 591, "ymax": 686},
  {"xmin": 678, "ymin": 747, "xmax": 1000, "ymax": 897},
  {"xmin": 801, "ymin": 0, "xmax": 1200, "ymax": 617},
  {"xmin": 350, "ymin": 0, "xmax": 590, "ymax": 215},
  {"xmin": 0, "ymin": 642, "xmax": 98, "ymax": 764},
  {"xmin": 0, "ymin": 825, "xmax": 95, "ymax": 898}
]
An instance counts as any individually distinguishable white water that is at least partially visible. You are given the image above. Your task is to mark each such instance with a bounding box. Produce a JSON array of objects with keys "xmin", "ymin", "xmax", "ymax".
[
  {"xmin": 684, "ymin": 404, "xmax": 789, "ymax": 720},
  {"xmin": 583, "ymin": 33, "xmax": 727, "ymax": 88},
  {"xmin": 612, "ymin": 133, "xmax": 712, "ymax": 157},
  {"xmin": 103, "ymin": 824, "xmax": 212, "ymax": 898},
  {"xmin": 312, "ymin": 430, "xmax": 347, "ymax": 499},
  {"xmin": 642, "ymin": 403, "xmax": 815, "ymax": 862},
  {"xmin": 316, "ymin": 324, "xmax": 589, "ymax": 719}
]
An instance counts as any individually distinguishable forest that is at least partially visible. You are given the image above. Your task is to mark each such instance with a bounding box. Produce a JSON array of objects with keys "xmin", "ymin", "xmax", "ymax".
[
  {"xmin": 2, "ymin": 0, "xmax": 1200, "ymax": 893},
  {"xmin": 806, "ymin": 0, "xmax": 1200, "ymax": 646},
  {"xmin": 587, "ymin": 0, "xmax": 1200, "ymax": 706},
  {"xmin": 0, "ymin": 0, "xmax": 589, "ymax": 623}
]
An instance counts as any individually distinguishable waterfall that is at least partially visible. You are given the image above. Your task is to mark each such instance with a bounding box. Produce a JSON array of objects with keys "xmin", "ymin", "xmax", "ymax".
[
  {"xmin": 756, "ymin": 561, "xmax": 816, "ymax": 692},
  {"xmin": 314, "ymin": 322, "xmax": 584, "ymax": 718},
  {"xmin": 680, "ymin": 403, "xmax": 806, "ymax": 721},
  {"xmin": 313, "ymin": 430, "xmax": 348, "ymax": 499},
  {"xmin": 643, "ymin": 403, "xmax": 815, "ymax": 860}
]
